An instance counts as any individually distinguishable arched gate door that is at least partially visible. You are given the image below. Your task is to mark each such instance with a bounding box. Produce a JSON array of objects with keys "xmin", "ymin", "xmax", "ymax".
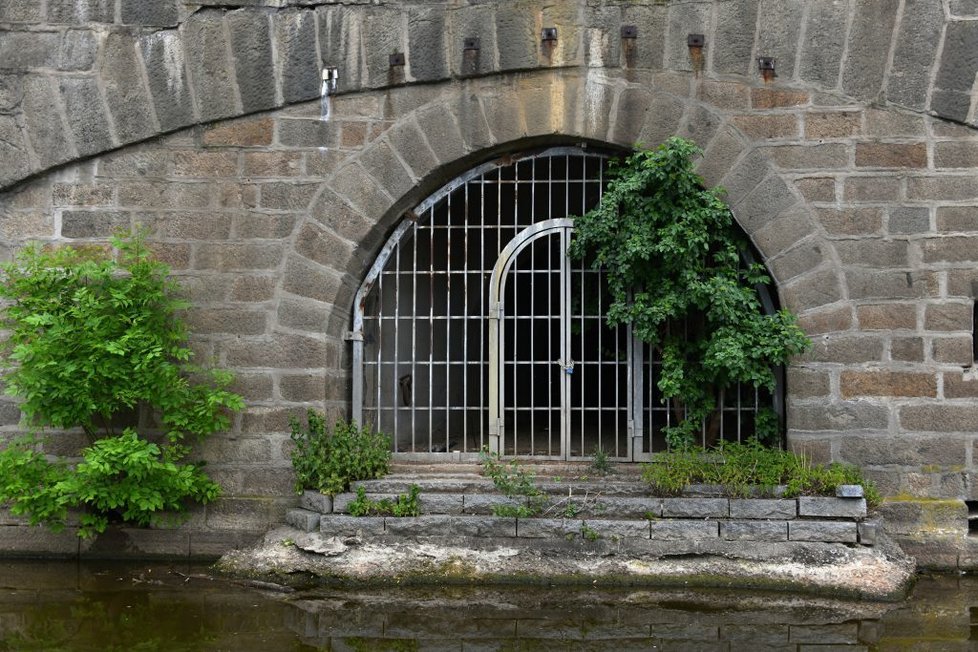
[
  {"xmin": 350, "ymin": 146, "xmax": 781, "ymax": 461},
  {"xmin": 488, "ymin": 219, "xmax": 631, "ymax": 460}
]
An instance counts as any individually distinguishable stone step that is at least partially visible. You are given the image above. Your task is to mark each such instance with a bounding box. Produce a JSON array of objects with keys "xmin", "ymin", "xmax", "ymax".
[
  {"xmin": 319, "ymin": 488, "xmax": 866, "ymax": 521},
  {"xmin": 292, "ymin": 512, "xmax": 873, "ymax": 545},
  {"xmin": 352, "ymin": 474, "xmax": 652, "ymax": 497}
]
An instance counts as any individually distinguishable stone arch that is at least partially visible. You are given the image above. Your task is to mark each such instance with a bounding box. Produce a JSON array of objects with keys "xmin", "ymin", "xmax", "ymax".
[{"xmin": 298, "ymin": 69, "xmax": 840, "ymax": 341}]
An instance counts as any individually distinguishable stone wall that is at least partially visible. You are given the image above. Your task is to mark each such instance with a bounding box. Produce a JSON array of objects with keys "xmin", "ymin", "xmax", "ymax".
[{"xmin": 2, "ymin": 0, "xmax": 978, "ymax": 566}]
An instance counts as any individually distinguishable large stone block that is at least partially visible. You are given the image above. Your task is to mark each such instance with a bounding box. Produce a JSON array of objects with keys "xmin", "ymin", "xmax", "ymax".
[
  {"xmin": 274, "ymin": 10, "xmax": 319, "ymax": 105},
  {"xmin": 932, "ymin": 21, "xmax": 978, "ymax": 122},
  {"xmin": 59, "ymin": 30, "xmax": 98, "ymax": 71},
  {"xmin": 59, "ymin": 76, "xmax": 114, "ymax": 156},
  {"xmin": 728, "ymin": 499, "xmax": 796, "ymax": 520},
  {"xmin": 414, "ymin": 102, "xmax": 465, "ymax": 164},
  {"xmin": 0, "ymin": 115, "xmax": 31, "ymax": 187},
  {"xmin": 321, "ymin": 514, "xmax": 385, "ymax": 537},
  {"xmin": 660, "ymin": 498, "xmax": 728, "ymax": 518},
  {"xmin": 799, "ymin": 0, "xmax": 849, "ymax": 88},
  {"xmin": 845, "ymin": 268, "xmax": 934, "ymax": 300},
  {"xmin": 663, "ymin": 1, "xmax": 711, "ymax": 72},
  {"xmin": 120, "ymin": 0, "xmax": 178, "ymax": 26},
  {"xmin": 842, "ymin": 0, "xmax": 898, "ymax": 100},
  {"xmin": 227, "ymin": 9, "xmax": 276, "ymax": 113},
  {"xmin": 517, "ymin": 517, "xmax": 579, "ymax": 539},
  {"xmin": 788, "ymin": 521, "xmax": 857, "ymax": 543},
  {"xmin": 855, "ymin": 303, "xmax": 916, "ymax": 330},
  {"xmin": 712, "ymin": 0, "xmax": 757, "ymax": 76},
  {"xmin": 797, "ymin": 497, "xmax": 867, "ymax": 519},
  {"xmin": 886, "ymin": 0, "xmax": 944, "ymax": 110},
  {"xmin": 495, "ymin": 3, "xmax": 537, "ymax": 71},
  {"xmin": 755, "ymin": 0, "xmax": 805, "ymax": 81},
  {"xmin": 182, "ymin": 11, "xmax": 240, "ymax": 122},
  {"xmin": 21, "ymin": 74, "xmax": 75, "ymax": 169},
  {"xmin": 140, "ymin": 31, "xmax": 196, "ymax": 132},
  {"xmin": 100, "ymin": 33, "xmax": 157, "ymax": 143},
  {"xmin": 327, "ymin": 163, "xmax": 393, "ymax": 221},
  {"xmin": 406, "ymin": 5, "xmax": 448, "ymax": 82},
  {"xmin": 61, "ymin": 210, "xmax": 130, "ymax": 238},
  {"xmin": 621, "ymin": 4, "xmax": 667, "ymax": 70},
  {"xmin": 720, "ymin": 520, "xmax": 788, "ymax": 541},
  {"xmin": 361, "ymin": 6, "xmax": 405, "ymax": 88},
  {"xmin": 787, "ymin": 400, "xmax": 888, "ymax": 432},
  {"xmin": 47, "ymin": 0, "xmax": 114, "ymax": 24},
  {"xmin": 900, "ymin": 404, "xmax": 978, "ymax": 433},
  {"xmin": 855, "ymin": 142, "xmax": 927, "ymax": 168},
  {"xmin": 286, "ymin": 508, "xmax": 320, "ymax": 532},
  {"xmin": 450, "ymin": 5, "xmax": 497, "ymax": 77},
  {"xmin": 780, "ymin": 268, "xmax": 844, "ymax": 312},
  {"xmin": 0, "ymin": 30, "xmax": 60, "ymax": 70},
  {"xmin": 649, "ymin": 520, "xmax": 719, "ymax": 540}
]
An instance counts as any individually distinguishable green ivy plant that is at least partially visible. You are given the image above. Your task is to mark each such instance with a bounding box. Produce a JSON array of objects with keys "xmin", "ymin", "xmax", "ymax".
[
  {"xmin": 289, "ymin": 410, "xmax": 391, "ymax": 496},
  {"xmin": 568, "ymin": 137, "xmax": 810, "ymax": 448},
  {"xmin": 0, "ymin": 233, "xmax": 243, "ymax": 537}
]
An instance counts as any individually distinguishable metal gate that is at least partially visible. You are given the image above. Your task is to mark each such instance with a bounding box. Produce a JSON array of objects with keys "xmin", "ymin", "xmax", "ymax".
[
  {"xmin": 488, "ymin": 219, "xmax": 631, "ymax": 460},
  {"xmin": 350, "ymin": 146, "xmax": 783, "ymax": 461}
]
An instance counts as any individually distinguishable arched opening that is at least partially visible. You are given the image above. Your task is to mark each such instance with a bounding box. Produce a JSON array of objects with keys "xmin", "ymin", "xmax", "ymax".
[{"xmin": 351, "ymin": 146, "xmax": 784, "ymax": 460}]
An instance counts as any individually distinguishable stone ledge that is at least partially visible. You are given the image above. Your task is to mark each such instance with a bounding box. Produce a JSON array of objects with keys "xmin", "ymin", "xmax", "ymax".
[{"xmin": 217, "ymin": 525, "xmax": 917, "ymax": 602}]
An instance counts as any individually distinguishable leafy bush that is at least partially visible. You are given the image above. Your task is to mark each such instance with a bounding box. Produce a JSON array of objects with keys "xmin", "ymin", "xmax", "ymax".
[
  {"xmin": 0, "ymin": 233, "xmax": 242, "ymax": 537},
  {"xmin": 569, "ymin": 138, "xmax": 810, "ymax": 447},
  {"xmin": 641, "ymin": 439, "xmax": 881, "ymax": 507},
  {"xmin": 289, "ymin": 410, "xmax": 391, "ymax": 496}
]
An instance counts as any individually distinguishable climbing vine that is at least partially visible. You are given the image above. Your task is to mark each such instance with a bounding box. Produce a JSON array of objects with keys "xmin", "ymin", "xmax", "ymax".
[{"xmin": 568, "ymin": 137, "xmax": 810, "ymax": 448}]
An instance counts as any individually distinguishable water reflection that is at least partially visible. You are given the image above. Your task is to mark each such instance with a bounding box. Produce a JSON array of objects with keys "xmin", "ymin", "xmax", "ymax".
[{"xmin": 1, "ymin": 561, "xmax": 977, "ymax": 650}]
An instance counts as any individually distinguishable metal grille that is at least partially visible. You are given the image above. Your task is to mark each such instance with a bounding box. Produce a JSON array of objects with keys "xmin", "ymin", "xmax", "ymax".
[{"xmin": 351, "ymin": 147, "xmax": 784, "ymax": 460}]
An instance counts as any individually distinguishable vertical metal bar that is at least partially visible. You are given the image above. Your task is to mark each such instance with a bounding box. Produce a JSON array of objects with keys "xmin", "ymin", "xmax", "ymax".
[
  {"xmin": 429, "ymin": 203, "xmax": 436, "ymax": 451},
  {"xmin": 376, "ymin": 256, "xmax": 383, "ymax": 434},
  {"xmin": 529, "ymin": 171, "xmax": 536, "ymax": 456},
  {"xmin": 393, "ymin": 235, "xmax": 401, "ymax": 448},
  {"xmin": 444, "ymin": 194, "xmax": 452, "ymax": 452},
  {"xmin": 462, "ymin": 179, "xmax": 469, "ymax": 452}
]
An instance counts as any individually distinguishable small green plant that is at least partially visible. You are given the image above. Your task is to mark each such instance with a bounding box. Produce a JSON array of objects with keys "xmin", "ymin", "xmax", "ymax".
[
  {"xmin": 641, "ymin": 439, "xmax": 881, "ymax": 507},
  {"xmin": 347, "ymin": 484, "xmax": 421, "ymax": 517},
  {"xmin": 589, "ymin": 448, "xmax": 613, "ymax": 476},
  {"xmin": 480, "ymin": 448, "xmax": 548, "ymax": 517},
  {"xmin": 289, "ymin": 411, "xmax": 391, "ymax": 496},
  {"xmin": 0, "ymin": 233, "xmax": 242, "ymax": 537},
  {"xmin": 561, "ymin": 501, "xmax": 582, "ymax": 518},
  {"xmin": 581, "ymin": 523, "xmax": 601, "ymax": 541}
]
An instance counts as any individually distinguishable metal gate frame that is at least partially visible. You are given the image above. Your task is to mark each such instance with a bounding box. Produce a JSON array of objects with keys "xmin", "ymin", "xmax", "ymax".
[{"xmin": 349, "ymin": 146, "xmax": 784, "ymax": 461}]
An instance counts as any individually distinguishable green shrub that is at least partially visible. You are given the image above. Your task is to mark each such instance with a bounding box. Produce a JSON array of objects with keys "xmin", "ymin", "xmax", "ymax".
[
  {"xmin": 289, "ymin": 411, "xmax": 391, "ymax": 496},
  {"xmin": 641, "ymin": 439, "xmax": 881, "ymax": 507},
  {"xmin": 568, "ymin": 138, "xmax": 810, "ymax": 448},
  {"xmin": 0, "ymin": 233, "xmax": 242, "ymax": 537}
]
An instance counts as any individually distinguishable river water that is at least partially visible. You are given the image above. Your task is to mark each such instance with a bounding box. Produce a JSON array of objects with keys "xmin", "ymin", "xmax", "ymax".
[{"xmin": 0, "ymin": 560, "xmax": 975, "ymax": 650}]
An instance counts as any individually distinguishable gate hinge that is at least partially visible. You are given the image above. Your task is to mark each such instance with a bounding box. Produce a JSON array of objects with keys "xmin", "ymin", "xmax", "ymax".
[{"xmin": 344, "ymin": 330, "xmax": 363, "ymax": 341}]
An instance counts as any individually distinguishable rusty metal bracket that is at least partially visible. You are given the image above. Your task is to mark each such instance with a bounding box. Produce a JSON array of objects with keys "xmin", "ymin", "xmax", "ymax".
[
  {"xmin": 621, "ymin": 25, "xmax": 638, "ymax": 39},
  {"xmin": 541, "ymin": 27, "xmax": 557, "ymax": 41},
  {"xmin": 389, "ymin": 52, "xmax": 405, "ymax": 67}
]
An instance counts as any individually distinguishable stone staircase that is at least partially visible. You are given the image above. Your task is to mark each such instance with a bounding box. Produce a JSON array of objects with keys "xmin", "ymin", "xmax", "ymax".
[{"xmin": 285, "ymin": 463, "xmax": 876, "ymax": 548}]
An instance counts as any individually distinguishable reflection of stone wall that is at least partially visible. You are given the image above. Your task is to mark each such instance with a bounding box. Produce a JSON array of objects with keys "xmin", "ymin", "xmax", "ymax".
[{"xmin": 2, "ymin": 0, "xmax": 978, "ymax": 564}]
